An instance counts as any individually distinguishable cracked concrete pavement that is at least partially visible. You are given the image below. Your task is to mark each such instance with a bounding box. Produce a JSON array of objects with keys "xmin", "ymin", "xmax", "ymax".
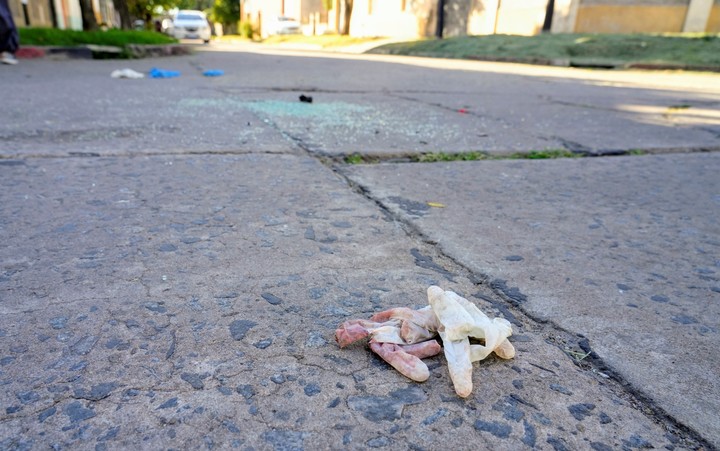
[{"xmin": 1, "ymin": 44, "xmax": 719, "ymax": 449}]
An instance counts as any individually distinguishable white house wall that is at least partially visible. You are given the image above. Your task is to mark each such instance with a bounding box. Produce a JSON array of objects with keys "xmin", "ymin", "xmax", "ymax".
[
  {"xmin": 243, "ymin": 0, "xmax": 718, "ymax": 37},
  {"xmin": 350, "ymin": 0, "xmax": 418, "ymax": 37}
]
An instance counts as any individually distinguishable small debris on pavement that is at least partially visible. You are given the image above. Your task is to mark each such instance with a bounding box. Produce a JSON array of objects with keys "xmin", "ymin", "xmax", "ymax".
[
  {"xmin": 299, "ymin": 94, "xmax": 313, "ymax": 103},
  {"xmin": 203, "ymin": 69, "xmax": 224, "ymax": 77},
  {"xmin": 110, "ymin": 68, "xmax": 145, "ymax": 79},
  {"xmin": 16, "ymin": 47, "xmax": 45, "ymax": 59},
  {"xmin": 335, "ymin": 286, "xmax": 515, "ymax": 397},
  {"xmin": 149, "ymin": 67, "xmax": 180, "ymax": 79}
]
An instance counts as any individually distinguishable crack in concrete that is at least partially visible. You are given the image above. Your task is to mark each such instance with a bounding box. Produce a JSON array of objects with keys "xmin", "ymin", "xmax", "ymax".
[
  {"xmin": 0, "ymin": 296, "xmax": 115, "ymax": 316},
  {"xmin": 0, "ymin": 125, "xmax": 182, "ymax": 143},
  {"xmin": 0, "ymin": 149, "xmax": 296, "ymax": 161},
  {"xmin": 0, "ymin": 381, "xmax": 222, "ymax": 423},
  {"xmin": 0, "ymin": 397, "xmax": 65, "ymax": 423},
  {"xmin": 303, "ymin": 145, "xmax": 714, "ymax": 450},
  {"xmin": 2, "ymin": 98, "xmax": 714, "ymax": 448},
  {"xmin": 325, "ymin": 146, "xmax": 720, "ymax": 165}
]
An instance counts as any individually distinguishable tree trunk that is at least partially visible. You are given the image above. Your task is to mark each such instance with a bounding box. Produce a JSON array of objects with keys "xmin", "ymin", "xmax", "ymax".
[
  {"xmin": 78, "ymin": 0, "xmax": 98, "ymax": 31},
  {"xmin": 113, "ymin": 0, "xmax": 132, "ymax": 30},
  {"xmin": 435, "ymin": 0, "xmax": 444, "ymax": 38},
  {"xmin": 224, "ymin": 21, "xmax": 238, "ymax": 35},
  {"xmin": 542, "ymin": 0, "xmax": 555, "ymax": 32},
  {"xmin": 341, "ymin": 0, "xmax": 353, "ymax": 35}
]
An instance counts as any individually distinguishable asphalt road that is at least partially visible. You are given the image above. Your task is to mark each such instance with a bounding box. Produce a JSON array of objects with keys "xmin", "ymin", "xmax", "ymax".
[{"xmin": 1, "ymin": 43, "xmax": 719, "ymax": 449}]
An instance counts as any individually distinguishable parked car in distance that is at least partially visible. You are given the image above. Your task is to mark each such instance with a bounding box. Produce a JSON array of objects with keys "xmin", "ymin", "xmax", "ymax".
[
  {"xmin": 266, "ymin": 16, "xmax": 302, "ymax": 35},
  {"xmin": 167, "ymin": 10, "xmax": 211, "ymax": 43}
]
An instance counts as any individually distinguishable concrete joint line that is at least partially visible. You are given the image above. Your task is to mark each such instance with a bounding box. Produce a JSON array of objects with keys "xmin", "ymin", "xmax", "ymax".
[{"xmin": 324, "ymin": 157, "xmax": 713, "ymax": 449}]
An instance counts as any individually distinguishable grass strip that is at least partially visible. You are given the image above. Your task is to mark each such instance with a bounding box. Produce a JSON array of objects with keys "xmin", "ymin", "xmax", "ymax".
[
  {"xmin": 343, "ymin": 149, "xmax": 623, "ymax": 164},
  {"xmin": 19, "ymin": 27, "xmax": 177, "ymax": 47},
  {"xmin": 368, "ymin": 33, "xmax": 720, "ymax": 69}
]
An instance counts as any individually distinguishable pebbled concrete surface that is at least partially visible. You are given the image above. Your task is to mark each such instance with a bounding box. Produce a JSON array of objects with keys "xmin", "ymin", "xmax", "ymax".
[
  {"xmin": 2, "ymin": 47, "xmax": 720, "ymax": 158},
  {"xmin": 0, "ymin": 154, "xmax": 689, "ymax": 449},
  {"xmin": 1, "ymin": 45, "xmax": 719, "ymax": 449},
  {"xmin": 345, "ymin": 153, "xmax": 720, "ymax": 447}
]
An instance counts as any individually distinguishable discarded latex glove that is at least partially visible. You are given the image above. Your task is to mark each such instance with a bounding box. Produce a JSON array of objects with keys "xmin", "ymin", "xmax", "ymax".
[
  {"xmin": 149, "ymin": 67, "xmax": 180, "ymax": 78},
  {"xmin": 369, "ymin": 341, "xmax": 442, "ymax": 382},
  {"xmin": 335, "ymin": 306, "xmax": 439, "ymax": 347},
  {"xmin": 203, "ymin": 69, "xmax": 224, "ymax": 77},
  {"xmin": 335, "ymin": 318, "xmax": 405, "ymax": 346},
  {"xmin": 335, "ymin": 306, "xmax": 442, "ymax": 382},
  {"xmin": 427, "ymin": 286, "xmax": 515, "ymax": 397},
  {"xmin": 335, "ymin": 286, "xmax": 515, "ymax": 397},
  {"xmin": 111, "ymin": 68, "xmax": 144, "ymax": 79},
  {"xmin": 370, "ymin": 306, "xmax": 440, "ymax": 344}
]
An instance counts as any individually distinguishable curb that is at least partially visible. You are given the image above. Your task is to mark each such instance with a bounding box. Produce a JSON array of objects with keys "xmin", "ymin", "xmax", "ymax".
[
  {"xmin": 126, "ymin": 44, "xmax": 194, "ymax": 58},
  {"xmin": 368, "ymin": 50, "xmax": 720, "ymax": 73},
  {"xmin": 625, "ymin": 62, "xmax": 720, "ymax": 72},
  {"xmin": 461, "ymin": 55, "xmax": 720, "ymax": 72},
  {"xmin": 16, "ymin": 44, "xmax": 193, "ymax": 60}
]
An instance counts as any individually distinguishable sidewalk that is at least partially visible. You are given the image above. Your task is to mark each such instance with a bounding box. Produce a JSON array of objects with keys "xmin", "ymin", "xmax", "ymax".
[
  {"xmin": 0, "ymin": 153, "xmax": 705, "ymax": 450},
  {"xmin": 345, "ymin": 152, "xmax": 720, "ymax": 447},
  {"xmin": 1, "ymin": 48, "xmax": 718, "ymax": 449}
]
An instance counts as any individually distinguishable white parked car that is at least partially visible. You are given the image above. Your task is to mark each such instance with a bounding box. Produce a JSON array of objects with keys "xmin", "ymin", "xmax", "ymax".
[
  {"xmin": 266, "ymin": 16, "xmax": 301, "ymax": 36},
  {"xmin": 168, "ymin": 10, "xmax": 211, "ymax": 43}
]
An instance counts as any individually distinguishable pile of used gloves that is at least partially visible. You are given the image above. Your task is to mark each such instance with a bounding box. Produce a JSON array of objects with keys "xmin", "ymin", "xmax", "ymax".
[{"xmin": 335, "ymin": 286, "xmax": 515, "ymax": 398}]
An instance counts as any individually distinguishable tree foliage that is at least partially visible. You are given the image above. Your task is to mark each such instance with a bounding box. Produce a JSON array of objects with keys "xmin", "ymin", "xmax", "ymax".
[
  {"xmin": 127, "ymin": 0, "xmax": 178, "ymax": 20},
  {"xmin": 112, "ymin": 0, "xmax": 214, "ymax": 29},
  {"xmin": 107, "ymin": 0, "xmax": 241, "ymax": 32},
  {"xmin": 175, "ymin": 0, "xmax": 214, "ymax": 12},
  {"xmin": 111, "ymin": 0, "xmax": 181, "ymax": 28},
  {"xmin": 209, "ymin": 0, "xmax": 239, "ymax": 27}
]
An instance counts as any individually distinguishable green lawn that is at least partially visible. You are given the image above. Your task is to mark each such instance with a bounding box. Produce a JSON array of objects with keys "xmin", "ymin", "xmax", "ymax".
[
  {"xmin": 19, "ymin": 27, "xmax": 177, "ymax": 47},
  {"xmin": 367, "ymin": 33, "xmax": 720, "ymax": 69}
]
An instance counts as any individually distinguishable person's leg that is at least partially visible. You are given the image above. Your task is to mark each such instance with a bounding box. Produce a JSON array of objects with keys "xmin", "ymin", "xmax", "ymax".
[{"xmin": 0, "ymin": 0, "xmax": 19, "ymax": 64}]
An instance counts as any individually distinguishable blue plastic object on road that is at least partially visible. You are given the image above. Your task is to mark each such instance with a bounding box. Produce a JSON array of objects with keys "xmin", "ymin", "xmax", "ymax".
[
  {"xmin": 203, "ymin": 69, "xmax": 224, "ymax": 77},
  {"xmin": 149, "ymin": 68, "xmax": 180, "ymax": 78}
]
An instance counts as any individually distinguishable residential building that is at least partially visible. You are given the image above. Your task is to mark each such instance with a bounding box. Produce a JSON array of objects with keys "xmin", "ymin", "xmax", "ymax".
[
  {"xmin": 573, "ymin": 0, "xmax": 719, "ymax": 33},
  {"xmin": 9, "ymin": 0, "xmax": 720, "ymax": 35},
  {"xmin": 242, "ymin": 0, "xmax": 327, "ymax": 37},
  {"xmin": 9, "ymin": 0, "xmax": 117, "ymax": 30},
  {"xmin": 245, "ymin": 0, "xmax": 720, "ymax": 38}
]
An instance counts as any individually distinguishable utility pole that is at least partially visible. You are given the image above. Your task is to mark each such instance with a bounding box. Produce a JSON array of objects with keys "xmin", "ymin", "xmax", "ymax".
[{"xmin": 435, "ymin": 0, "xmax": 444, "ymax": 38}]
